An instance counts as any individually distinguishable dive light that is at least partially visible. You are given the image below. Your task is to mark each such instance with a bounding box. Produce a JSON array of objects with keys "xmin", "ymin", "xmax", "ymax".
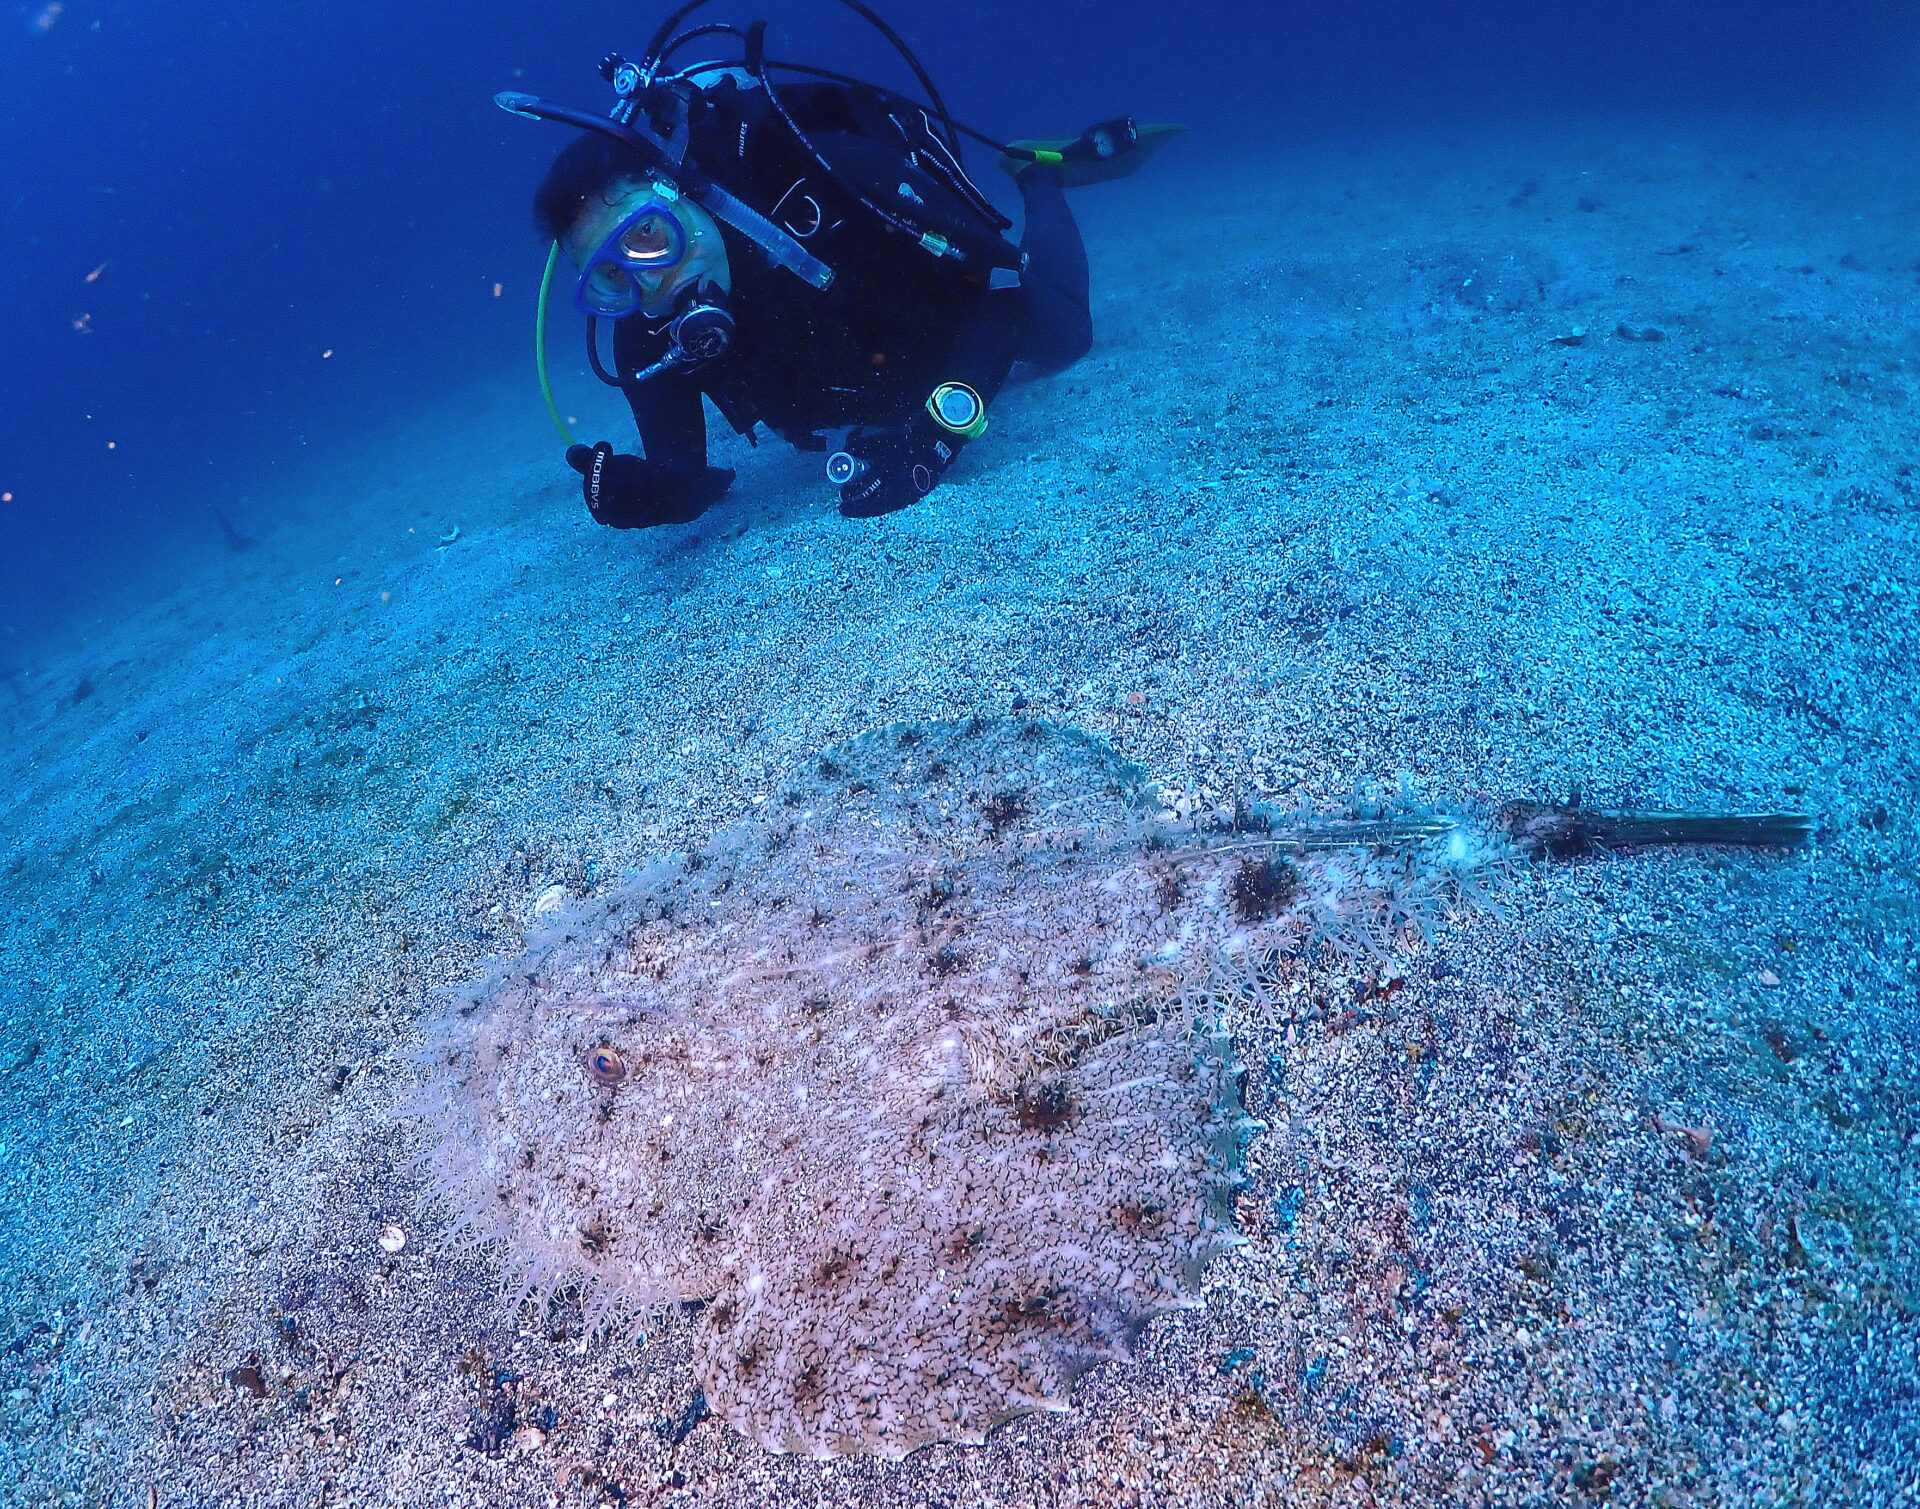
[{"xmin": 825, "ymin": 452, "xmax": 868, "ymax": 487}]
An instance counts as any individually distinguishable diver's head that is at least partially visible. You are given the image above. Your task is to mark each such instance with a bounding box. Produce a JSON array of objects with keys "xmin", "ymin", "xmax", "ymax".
[
  {"xmin": 533, "ymin": 133, "xmax": 731, "ymax": 321},
  {"xmin": 563, "ymin": 177, "xmax": 731, "ymax": 320}
]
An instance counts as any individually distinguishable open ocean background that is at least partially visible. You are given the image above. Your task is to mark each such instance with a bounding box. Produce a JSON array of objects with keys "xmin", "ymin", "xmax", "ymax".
[{"xmin": 2, "ymin": 1, "xmax": 1916, "ymax": 657}]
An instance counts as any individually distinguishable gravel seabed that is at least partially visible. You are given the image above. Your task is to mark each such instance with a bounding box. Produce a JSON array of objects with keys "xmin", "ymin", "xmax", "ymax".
[{"xmin": 2, "ymin": 115, "xmax": 1916, "ymax": 1507}]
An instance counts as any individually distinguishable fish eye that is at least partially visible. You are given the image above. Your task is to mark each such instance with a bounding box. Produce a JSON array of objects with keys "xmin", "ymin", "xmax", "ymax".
[{"xmin": 586, "ymin": 1046, "xmax": 628, "ymax": 1087}]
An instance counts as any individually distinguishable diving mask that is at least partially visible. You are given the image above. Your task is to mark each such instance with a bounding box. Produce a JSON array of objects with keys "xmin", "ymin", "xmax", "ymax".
[{"xmin": 571, "ymin": 180, "xmax": 730, "ymax": 320}]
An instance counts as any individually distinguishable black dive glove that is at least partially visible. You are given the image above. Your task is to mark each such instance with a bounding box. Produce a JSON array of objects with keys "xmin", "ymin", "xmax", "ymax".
[
  {"xmin": 836, "ymin": 412, "xmax": 966, "ymax": 519},
  {"xmin": 566, "ymin": 442, "xmax": 734, "ymax": 530}
]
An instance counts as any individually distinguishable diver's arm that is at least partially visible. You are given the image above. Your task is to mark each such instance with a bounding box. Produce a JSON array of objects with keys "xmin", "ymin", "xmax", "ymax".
[
  {"xmin": 624, "ymin": 371, "xmax": 710, "ymax": 472},
  {"xmin": 937, "ymin": 287, "xmax": 1024, "ymax": 409},
  {"xmin": 565, "ymin": 335, "xmax": 734, "ymax": 531},
  {"xmin": 837, "ymin": 289, "xmax": 1022, "ymax": 518}
]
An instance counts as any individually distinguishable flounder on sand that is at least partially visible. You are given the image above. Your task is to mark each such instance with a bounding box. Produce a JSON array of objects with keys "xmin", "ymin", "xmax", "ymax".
[{"xmin": 412, "ymin": 716, "xmax": 1800, "ymax": 1457}]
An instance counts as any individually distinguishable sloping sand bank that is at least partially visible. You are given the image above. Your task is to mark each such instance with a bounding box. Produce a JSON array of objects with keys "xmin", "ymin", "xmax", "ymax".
[{"xmin": 2, "ymin": 117, "xmax": 1915, "ymax": 1507}]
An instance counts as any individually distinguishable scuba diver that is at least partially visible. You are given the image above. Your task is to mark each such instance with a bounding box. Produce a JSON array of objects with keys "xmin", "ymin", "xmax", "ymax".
[{"xmin": 500, "ymin": 0, "xmax": 1179, "ymax": 527}]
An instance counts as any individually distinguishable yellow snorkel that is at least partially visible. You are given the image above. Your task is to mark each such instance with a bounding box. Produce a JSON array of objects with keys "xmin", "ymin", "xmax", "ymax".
[{"xmin": 536, "ymin": 240, "xmax": 575, "ymax": 446}]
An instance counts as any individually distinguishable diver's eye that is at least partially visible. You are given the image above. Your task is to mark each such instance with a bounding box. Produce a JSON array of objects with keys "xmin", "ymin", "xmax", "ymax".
[
  {"xmin": 584, "ymin": 264, "xmax": 630, "ymax": 299},
  {"xmin": 619, "ymin": 213, "xmax": 678, "ymax": 263},
  {"xmin": 586, "ymin": 1047, "xmax": 628, "ymax": 1087}
]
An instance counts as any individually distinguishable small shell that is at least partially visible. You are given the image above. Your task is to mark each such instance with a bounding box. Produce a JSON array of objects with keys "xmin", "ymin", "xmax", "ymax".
[
  {"xmin": 586, "ymin": 1046, "xmax": 628, "ymax": 1087},
  {"xmin": 378, "ymin": 1223, "xmax": 408, "ymax": 1255}
]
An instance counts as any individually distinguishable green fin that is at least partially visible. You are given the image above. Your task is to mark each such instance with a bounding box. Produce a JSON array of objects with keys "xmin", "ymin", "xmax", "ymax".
[{"xmin": 1001, "ymin": 121, "xmax": 1186, "ymax": 187}]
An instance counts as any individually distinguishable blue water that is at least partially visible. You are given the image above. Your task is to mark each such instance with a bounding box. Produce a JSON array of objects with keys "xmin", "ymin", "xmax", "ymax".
[{"xmin": 1, "ymin": 1, "xmax": 1913, "ymax": 659}]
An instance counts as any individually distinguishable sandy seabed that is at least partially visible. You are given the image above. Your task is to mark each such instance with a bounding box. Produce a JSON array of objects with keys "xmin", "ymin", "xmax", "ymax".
[{"xmin": 2, "ymin": 115, "xmax": 1916, "ymax": 1507}]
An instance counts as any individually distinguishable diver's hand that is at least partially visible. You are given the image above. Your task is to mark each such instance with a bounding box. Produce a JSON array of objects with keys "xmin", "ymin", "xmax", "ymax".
[
  {"xmin": 836, "ymin": 418, "xmax": 959, "ymax": 519},
  {"xmin": 566, "ymin": 442, "xmax": 733, "ymax": 529}
]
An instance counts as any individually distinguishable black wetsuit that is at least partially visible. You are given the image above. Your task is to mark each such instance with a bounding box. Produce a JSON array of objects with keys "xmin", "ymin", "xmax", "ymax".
[{"xmin": 595, "ymin": 76, "xmax": 1092, "ymax": 521}]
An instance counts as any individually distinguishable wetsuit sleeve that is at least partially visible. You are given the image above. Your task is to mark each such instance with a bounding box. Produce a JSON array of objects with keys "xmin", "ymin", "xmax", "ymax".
[
  {"xmin": 625, "ymin": 375, "xmax": 709, "ymax": 468},
  {"xmin": 934, "ymin": 287, "xmax": 1024, "ymax": 411},
  {"xmin": 612, "ymin": 320, "xmax": 711, "ymax": 468}
]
